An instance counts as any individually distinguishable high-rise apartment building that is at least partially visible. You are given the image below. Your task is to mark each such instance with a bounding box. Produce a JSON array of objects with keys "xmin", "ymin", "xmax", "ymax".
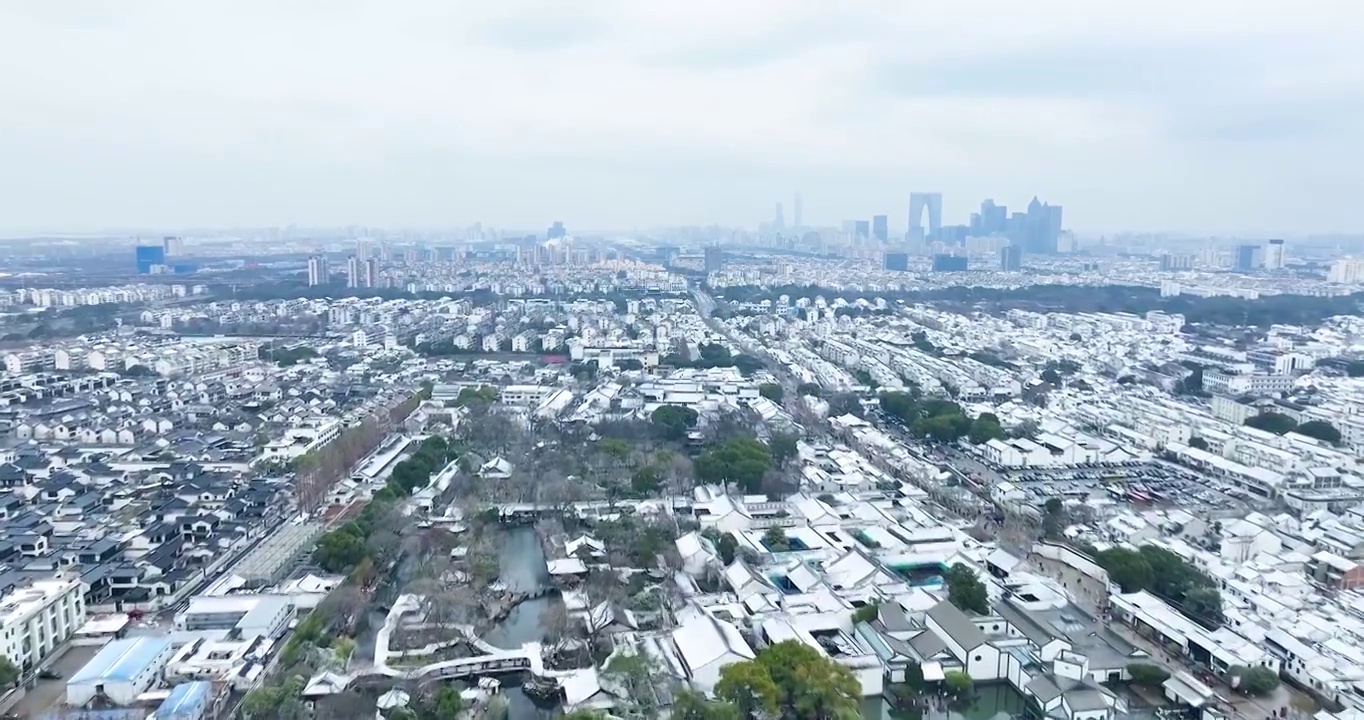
[
  {"xmin": 161, "ymin": 236, "xmax": 183, "ymax": 257},
  {"xmin": 356, "ymin": 240, "xmax": 371, "ymax": 261},
  {"xmin": 346, "ymin": 256, "xmax": 361, "ymax": 288},
  {"xmin": 548, "ymin": 221, "xmax": 567, "ymax": 239},
  {"xmin": 1235, "ymin": 244, "xmax": 1262, "ymax": 272},
  {"xmin": 1327, "ymin": 259, "xmax": 1364, "ymax": 284},
  {"xmin": 134, "ymin": 245, "xmax": 166, "ymax": 274},
  {"xmin": 307, "ymin": 255, "xmax": 329, "ymax": 286},
  {"xmin": 1263, "ymin": 239, "xmax": 1286, "ymax": 270},
  {"xmin": 793, "ymin": 193, "xmax": 803, "ymax": 229},
  {"xmin": 853, "ymin": 220, "xmax": 870, "ymax": 240},
  {"xmin": 1160, "ymin": 254, "xmax": 1195, "ymax": 271},
  {"xmin": 704, "ymin": 247, "xmax": 724, "ymax": 273},
  {"xmin": 364, "ymin": 258, "xmax": 379, "ymax": 288},
  {"xmin": 872, "ymin": 215, "xmax": 889, "ymax": 242},
  {"xmin": 774, "ymin": 203, "xmax": 786, "ymax": 231},
  {"xmin": 1000, "ymin": 245, "xmax": 1023, "ymax": 271},
  {"xmin": 931, "ymin": 254, "xmax": 968, "ymax": 272}
]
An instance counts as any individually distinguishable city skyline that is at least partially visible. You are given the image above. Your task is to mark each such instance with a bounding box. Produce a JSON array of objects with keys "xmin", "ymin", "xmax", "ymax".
[{"xmin": 0, "ymin": 2, "xmax": 1360, "ymax": 236}]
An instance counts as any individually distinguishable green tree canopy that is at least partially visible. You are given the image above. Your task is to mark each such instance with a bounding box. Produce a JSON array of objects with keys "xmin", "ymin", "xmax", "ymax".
[
  {"xmin": 1093, "ymin": 544, "xmax": 1224, "ymax": 627},
  {"xmin": 0, "ymin": 656, "xmax": 17, "ymax": 687},
  {"xmin": 768, "ymin": 432, "xmax": 799, "ymax": 466},
  {"xmin": 1245, "ymin": 412, "xmax": 1297, "ymax": 435},
  {"xmin": 1229, "ymin": 665, "xmax": 1280, "ymax": 696},
  {"xmin": 1128, "ymin": 663, "xmax": 1170, "ymax": 687},
  {"xmin": 694, "ymin": 438, "xmax": 773, "ymax": 493},
  {"xmin": 651, "ymin": 404, "xmax": 700, "ymax": 440},
  {"xmin": 943, "ymin": 670, "xmax": 974, "ymax": 696},
  {"xmin": 759, "ymin": 383, "xmax": 784, "ymax": 402},
  {"xmin": 1295, "ymin": 419, "xmax": 1341, "ymax": 444},
  {"xmin": 946, "ymin": 563, "xmax": 990, "ymax": 615},
  {"xmin": 717, "ymin": 640, "xmax": 861, "ymax": 720}
]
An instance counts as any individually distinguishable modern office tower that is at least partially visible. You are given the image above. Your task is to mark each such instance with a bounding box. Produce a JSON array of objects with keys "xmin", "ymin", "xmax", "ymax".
[
  {"xmin": 658, "ymin": 245, "xmax": 680, "ymax": 267},
  {"xmin": 1000, "ymin": 245, "xmax": 1023, "ymax": 271},
  {"xmin": 704, "ymin": 246, "xmax": 724, "ymax": 272},
  {"xmin": 1235, "ymin": 244, "xmax": 1262, "ymax": 272},
  {"xmin": 346, "ymin": 255, "xmax": 361, "ymax": 288},
  {"xmin": 307, "ymin": 255, "xmax": 329, "ymax": 286},
  {"xmin": 773, "ymin": 203, "xmax": 786, "ymax": 231},
  {"xmin": 854, "ymin": 220, "xmax": 870, "ymax": 240},
  {"xmin": 909, "ymin": 192, "xmax": 943, "ymax": 237},
  {"xmin": 975, "ymin": 199, "xmax": 1007, "ymax": 235},
  {"xmin": 884, "ymin": 252, "xmax": 909, "ymax": 272},
  {"xmin": 356, "ymin": 240, "xmax": 370, "ymax": 261},
  {"xmin": 872, "ymin": 215, "xmax": 889, "ymax": 242},
  {"xmin": 135, "ymin": 245, "xmax": 166, "ymax": 274},
  {"xmin": 793, "ymin": 193, "xmax": 803, "ymax": 229},
  {"xmin": 363, "ymin": 258, "xmax": 379, "ymax": 288},
  {"xmin": 1327, "ymin": 259, "xmax": 1364, "ymax": 284},
  {"xmin": 1264, "ymin": 239, "xmax": 1286, "ymax": 270},
  {"xmin": 161, "ymin": 235, "xmax": 183, "ymax": 257},
  {"xmin": 1012, "ymin": 197, "xmax": 1064, "ymax": 254},
  {"xmin": 403, "ymin": 247, "xmax": 418, "ymax": 265},
  {"xmin": 931, "ymin": 254, "xmax": 968, "ymax": 272},
  {"xmin": 548, "ymin": 221, "xmax": 567, "ymax": 239}
]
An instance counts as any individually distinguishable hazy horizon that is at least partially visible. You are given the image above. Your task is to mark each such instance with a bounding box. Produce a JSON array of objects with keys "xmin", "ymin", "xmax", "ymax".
[{"xmin": 1, "ymin": 2, "xmax": 1360, "ymax": 236}]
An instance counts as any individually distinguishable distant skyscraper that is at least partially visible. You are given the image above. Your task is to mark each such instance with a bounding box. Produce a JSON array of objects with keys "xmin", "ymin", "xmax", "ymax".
[
  {"xmin": 931, "ymin": 254, "xmax": 968, "ymax": 272},
  {"xmin": 1000, "ymin": 245, "xmax": 1023, "ymax": 271},
  {"xmin": 356, "ymin": 240, "xmax": 371, "ymax": 261},
  {"xmin": 853, "ymin": 220, "xmax": 870, "ymax": 240},
  {"xmin": 363, "ymin": 258, "xmax": 379, "ymax": 288},
  {"xmin": 1014, "ymin": 197, "xmax": 1063, "ymax": 254},
  {"xmin": 135, "ymin": 245, "xmax": 165, "ymax": 274},
  {"xmin": 872, "ymin": 215, "xmax": 889, "ymax": 242},
  {"xmin": 1234, "ymin": 244, "xmax": 1261, "ymax": 272},
  {"xmin": 307, "ymin": 255, "xmax": 329, "ymax": 286},
  {"xmin": 884, "ymin": 252, "xmax": 909, "ymax": 272},
  {"xmin": 548, "ymin": 221, "xmax": 567, "ymax": 239},
  {"xmin": 346, "ymin": 256, "xmax": 361, "ymax": 288},
  {"xmin": 704, "ymin": 246, "xmax": 724, "ymax": 273},
  {"xmin": 975, "ymin": 199, "xmax": 1007, "ymax": 236},
  {"xmin": 793, "ymin": 194, "xmax": 803, "ymax": 229},
  {"xmin": 403, "ymin": 247, "xmax": 418, "ymax": 265},
  {"xmin": 909, "ymin": 192, "xmax": 943, "ymax": 238},
  {"xmin": 774, "ymin": 203, "xmax": 786, "ymax": 231},
  {"xmin": 1264, "ymin": 239, "xmax": 1285, "ymax": 270},
  {"xmin": 161, "ymin": 236, "xmax": 183, "ymax": 257}
]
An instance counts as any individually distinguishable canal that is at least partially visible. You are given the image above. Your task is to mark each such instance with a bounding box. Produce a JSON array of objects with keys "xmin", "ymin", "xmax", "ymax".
[
  {"xmin": 483, "ymin": 525, "xmax": 561, "ymax": 718},
  {"xmin": 862, "ymin": 684, "xmax": 1028, "ymax": 720}
]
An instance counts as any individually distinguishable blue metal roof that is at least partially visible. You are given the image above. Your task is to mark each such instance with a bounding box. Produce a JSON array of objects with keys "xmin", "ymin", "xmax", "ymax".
[
  {"xmin": 68, "ymin": 637, "xmax": 170, "ymax": 685},
  {"xmin": 155, "ymin": 681, "xmax": 212, "ymax": 718}
]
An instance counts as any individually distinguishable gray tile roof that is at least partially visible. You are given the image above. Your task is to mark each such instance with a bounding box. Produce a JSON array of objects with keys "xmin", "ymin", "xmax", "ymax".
[{"xmin": 927, "ymin": 600, "xmax": 987, "ymax": 650}]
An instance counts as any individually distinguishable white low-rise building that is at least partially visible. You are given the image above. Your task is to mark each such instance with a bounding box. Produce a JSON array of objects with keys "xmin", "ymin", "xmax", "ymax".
[{"xmin": 0, "ymin": 573, "xmax": 85, "ymax": 671}]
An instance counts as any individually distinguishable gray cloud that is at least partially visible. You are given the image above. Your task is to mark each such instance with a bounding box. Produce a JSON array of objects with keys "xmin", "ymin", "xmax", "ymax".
[{"xmin": 0, "ymin": 1, "xmax": 1360, "ymax": 236}]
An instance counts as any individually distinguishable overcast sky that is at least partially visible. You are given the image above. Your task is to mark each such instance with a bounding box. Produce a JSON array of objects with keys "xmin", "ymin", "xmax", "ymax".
[{"xmin": 1, "ymin": 1, "xmax": 1360, "ymax": 236}]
